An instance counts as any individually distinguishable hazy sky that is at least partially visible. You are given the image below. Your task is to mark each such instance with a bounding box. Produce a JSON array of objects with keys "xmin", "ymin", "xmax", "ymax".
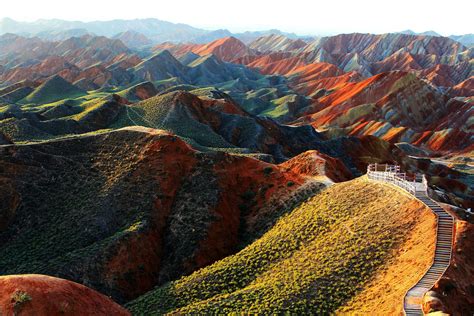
[{"xmin": 2, "ymin": 0, "xmax": 473, "ymax": 36}]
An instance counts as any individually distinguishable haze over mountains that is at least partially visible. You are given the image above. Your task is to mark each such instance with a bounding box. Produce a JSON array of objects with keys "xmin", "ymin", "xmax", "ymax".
[
  {"xmin": 0, "ymin": 17, "xmax": 300, "ymax": 44},
  {"xmin": 1, "ymin": 17, "xmax": 472, "ymax": 46},
  {"xmin": 0, "ymin": 16, "xmax": 473, "ymax": 316}
]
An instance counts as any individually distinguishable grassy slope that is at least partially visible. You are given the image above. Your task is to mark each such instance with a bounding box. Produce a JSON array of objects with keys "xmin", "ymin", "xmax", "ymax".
[
  {"xmin": 338, "ymin": 198, "xmax": 436, "ymax": 314},
  {"xmin": 111, "ymin": 93, "xmax": 236, "ymax": 150},
  {"xmin": 0, "ymin": 132, "xmax": 154, "ymax": 275},
  {"xmin": 128, "ymin": 177, "xmax": 435, "ymax": 314},
  {"xmin": 22, "ymin": 77, "xmax": 85, "ymax": 105}
]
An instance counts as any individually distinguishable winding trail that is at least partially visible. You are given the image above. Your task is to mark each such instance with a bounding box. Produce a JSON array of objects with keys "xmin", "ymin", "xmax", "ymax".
[{"xmin": 367, "ymin": 164, "xmax": 454, "ymax": 316}]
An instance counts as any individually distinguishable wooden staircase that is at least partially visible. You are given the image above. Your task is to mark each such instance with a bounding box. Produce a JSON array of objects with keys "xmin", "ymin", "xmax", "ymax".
[{"xmin": 367, "ymin": 164, "xmax": 454, "ymax": 316}]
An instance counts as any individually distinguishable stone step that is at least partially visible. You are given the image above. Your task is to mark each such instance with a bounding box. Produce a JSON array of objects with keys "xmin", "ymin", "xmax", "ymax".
[
  {"xmin": 427, "ymin": 270, "xmax": 447, "ymax": 274},
  {"xmin": 429, "ymin": 267, "xmax": 447, "ymax": 271},
  {"xmin": 436, "ymin": 249, "xmax": 452, "ymax": 253},
  {"xmin": 423, "ymin": 274, "xmax": 441, "ymax": 279},
  {"xmin": 419, "ymin": 279, "xmax": 439, "ymax": 284},
  {"xmin": 419, "ymin": 278, "xmax": 438, "ymax": 283}
]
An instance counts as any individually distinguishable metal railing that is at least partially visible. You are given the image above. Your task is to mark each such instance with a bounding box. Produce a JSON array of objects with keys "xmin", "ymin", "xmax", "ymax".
[{"xmin": 367, "ymin": 163, "xmax": 425, "ymax": 195}]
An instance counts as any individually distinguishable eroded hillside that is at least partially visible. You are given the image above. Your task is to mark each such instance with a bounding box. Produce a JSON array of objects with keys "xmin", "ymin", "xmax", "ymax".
[{"xmin": 128, "ymin": 177, "xmax": 436, "ymax": 314}]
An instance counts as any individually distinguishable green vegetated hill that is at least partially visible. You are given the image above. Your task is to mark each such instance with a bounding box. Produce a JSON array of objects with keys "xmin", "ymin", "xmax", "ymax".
[
  {"xmin": 22, "ymin": 75, "xmax": 85, "ymax": 104},
  {"xmin": 128, "ymin": 177, "xmax": 433, "ymax": 314},
  {"xmin": 0, "ymin": 127, "xmax": 328, "ymax": 303}
]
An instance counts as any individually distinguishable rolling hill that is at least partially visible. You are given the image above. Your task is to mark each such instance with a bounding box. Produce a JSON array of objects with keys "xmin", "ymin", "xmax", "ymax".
[
  {"xmin": 127, "ymin": 177, "xmax": 436, "ymax": 314},
  {"xmin": 0, "ymin": 127, "xmax": 333, "ymax": 303},
  {"xmin": 22, "ymin": 75, "xmax": 85, "ymax": 104},
  {"xmin": 0, "ymin": 275, "xmax": 130, "ymax": 315}
]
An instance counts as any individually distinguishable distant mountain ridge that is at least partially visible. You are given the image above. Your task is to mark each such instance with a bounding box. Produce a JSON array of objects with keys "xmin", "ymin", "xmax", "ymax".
[
  {"xmin": 113, "ymin": 30, "xmax": 152, "ymax": 47},
  {"xmin": 0, "ymin": 18, "xmax": 301, "ymax": 44},
  {"xmin": 2, "ymin": 17, "xmax": 471, "ymax": 46},
  {"xmin": 399, "ymin": 29, "xmax": 474, "ymax": 46}
]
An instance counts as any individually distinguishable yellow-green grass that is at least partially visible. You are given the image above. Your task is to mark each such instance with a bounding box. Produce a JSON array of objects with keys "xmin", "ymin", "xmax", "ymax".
[
  {"xmin": 111, "ymin": 93, "xmax": 235, "ymax": 149},
  {"xmin": 262, "ymin": 94, "xmax": 297, "ymax": 119},
  {"xmin": 21, "ymin": 76, "xmax": 85, "ymax": 105},
  {"xmin": 128, "ymin": 177, "xmax": 433, "ymax": 314}
]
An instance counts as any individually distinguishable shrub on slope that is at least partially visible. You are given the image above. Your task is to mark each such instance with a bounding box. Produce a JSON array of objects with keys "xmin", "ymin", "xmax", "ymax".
[
  {"xmin": 128, "ymin": 177, "xmax": 435, "ymax": 314},
  {"xmin": 112, "ymin": 90, "xmax": 326, "ymax": 161},
  {"xmin": 0, "ymin": 127, "xmax": 319, "ymax": 303}
]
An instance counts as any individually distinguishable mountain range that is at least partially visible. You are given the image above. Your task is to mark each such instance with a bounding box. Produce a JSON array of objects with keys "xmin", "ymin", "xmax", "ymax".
[
  {"xmin": 400, "ymin": 29, "xmax": 474, "ymax": 46},
  {"xmin": 1, "ymin": 17, "xmax": 472, "ymax": 46},
  {"xmin": 0, "ymin": 17, "xmax": 300, "ymax": 44},
  {"xmin": 0, "ymin": 18, "xmax": 473, "ymax": 315}
]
